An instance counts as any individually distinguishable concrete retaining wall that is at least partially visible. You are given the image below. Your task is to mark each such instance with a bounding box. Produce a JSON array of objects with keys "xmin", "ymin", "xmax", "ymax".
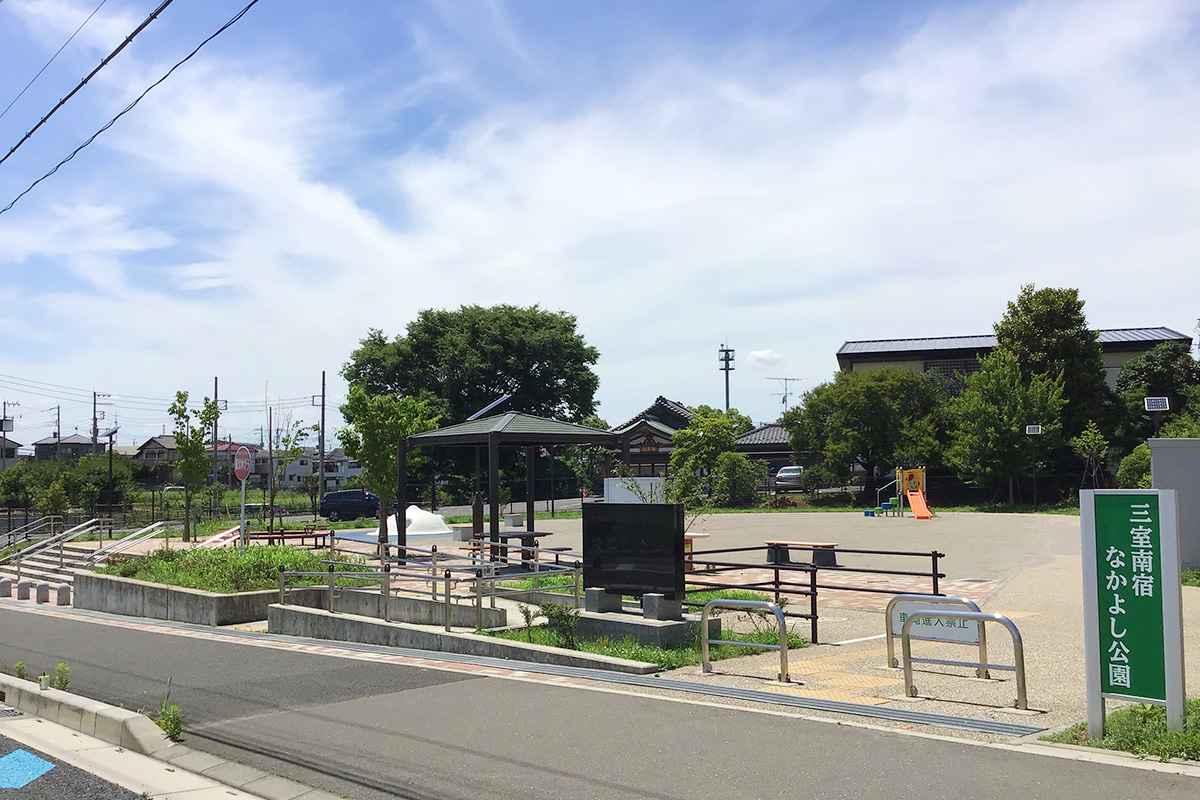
[
  {"xmin": 73, "ymin": 571, "xmax": 323, "ymax": 626},
  {"xmin": 286, "ymin": 586, "xmax": 508, "ymax": 628},
  {"xmin": 0, "ymin": 673, "xmax": 171, "ymax": 757},
  {"xmin": 268, "ymin": 604, "xmax": 660, "ymax": 674}
]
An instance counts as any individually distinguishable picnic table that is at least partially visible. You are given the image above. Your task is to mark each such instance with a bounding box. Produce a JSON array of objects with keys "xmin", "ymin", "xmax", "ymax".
[{"xmin": 246, "ymin": 526, "xmax": 331, "ymax": 549}]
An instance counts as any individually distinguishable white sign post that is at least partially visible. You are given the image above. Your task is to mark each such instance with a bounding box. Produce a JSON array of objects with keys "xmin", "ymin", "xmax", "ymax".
[
  {"xmin": 234, "ymin": 446, "xmax": 253, "ymax": 552},
  {"xmin": 1082, "ymin": 489, "xmax": 1185, "ymax": 737}
]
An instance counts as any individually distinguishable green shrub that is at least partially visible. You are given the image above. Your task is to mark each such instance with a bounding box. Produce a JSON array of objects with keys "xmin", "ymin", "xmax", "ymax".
[
  {"xmin": 13, "ymin": 662, "xmax": 26, "ymax": 680},
  {"xmin": 157, "ymin": 703, "xmax": 185, "ymax": 740},
  {"xmin": 97, "ymin": 545, "xmax": 366, "ymax": 593},
  {"xmin": 538, "ymin": 601, "xmax": 580, "ymax": 648},
  {"xmin": 1043, "ymin": 698, "xmax": 1200, "ymax": 761},
  {"xmin": 52, "ymin": 662, "xmax": 69, "ymax": 692},
  {"xmin": 1116, "ymin": 444, "xmax": 1152, "ymax": 489}
]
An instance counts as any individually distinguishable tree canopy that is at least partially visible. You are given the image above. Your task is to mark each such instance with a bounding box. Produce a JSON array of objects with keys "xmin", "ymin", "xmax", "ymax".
[
  {"xmin": 691, "ymin": 405, "xmax": 755, "ymax": 436},
  {"xmin": 781, "ymin": 368, "xmax": 944, "ymax": 496},
  {"xmin": 992, "ymin": 284, "xmax": 1112, "ymax": 437},
  {"xmin": 168, "ymin": 391, "xmax": 220, "ymax": 542},
  {"xmin": 1115, "ymin": 341, "xmax": 1200, "ymax": 438},
  {"xmin": 945, "ymin": 350, "xmax": 1065, "ymax": 503},
  {"xmin": 338, "ymin": 385, "xmax": 439, "ymax": 545},
  {"xmin": 343, "ymin": 305, "xmax": 600, "ymax": 424}
]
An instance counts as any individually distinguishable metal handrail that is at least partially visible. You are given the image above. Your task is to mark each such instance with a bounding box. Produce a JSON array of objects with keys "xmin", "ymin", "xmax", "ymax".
[
  {"xmin": 885, "ymin": 594, "xmax": 988, "ymax": 677},
  {"xmin": 2, "ymin": 516, "xmax": 63, "ymax": 548},
  {"xmin": 86, "ymin": 521, "xmax": 170, "ymax": 566},
  {"xmin": 701, "ymin": 599, "xmax": 790, "ymax": 683},
  {"xmin": 0, "ymin": 517, "xmax": 111, "ymax": 566},
  {"xmin": 901, "ymin": 610, "xmax": 1027, "ymax": 710}
]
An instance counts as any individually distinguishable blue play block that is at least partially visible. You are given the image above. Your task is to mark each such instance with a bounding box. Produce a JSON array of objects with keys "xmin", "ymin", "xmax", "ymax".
[
  {"xmin": 864, "ymin": 509, "xmax": 874, "ymax": 517},
  {"xmin": 0, "ymin": 749, "xmax": 54, "ymax": 788}
]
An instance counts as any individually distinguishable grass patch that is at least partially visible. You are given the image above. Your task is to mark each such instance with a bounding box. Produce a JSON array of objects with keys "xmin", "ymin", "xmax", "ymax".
[
  {"xmin": 97, "ymin": 545, "xmax": 370, "ymax": 593},
  {"xmin": 487, "ymin": 626, "xmax": 805, "ymax": 670},
  {"xmin": 1041, "ymin": 699, "xmax": 1200, "ymax": 761},
  {"xmin": 1183, "ymin": 571, "xmax": 1200, "ymax": 588}
]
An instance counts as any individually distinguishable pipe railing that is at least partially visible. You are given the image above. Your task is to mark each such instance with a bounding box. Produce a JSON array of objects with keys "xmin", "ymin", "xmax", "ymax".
[
  {"xmin": 1, "ymin": 517, "xmax": 112, "ymax": 567},
  {"xmin": 901, "ymin": 610, "xmax": 1027, "ymax": 710},
  {"xmin": 85, "ymin": 521, "xmax": 172, "ymax": 566},
  {"xmin": 1, "ymin": 516, "xmax": 63, "ymax": 550},
  {"xmin": 701, "ymin": 599, "xmax": 790, "ymax": 682}
]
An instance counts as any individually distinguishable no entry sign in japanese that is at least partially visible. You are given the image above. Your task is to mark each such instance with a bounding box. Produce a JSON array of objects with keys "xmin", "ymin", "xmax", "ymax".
[{"xmin": 1081, "ymin": 490, "xmax": 1185, "ymax": 736}]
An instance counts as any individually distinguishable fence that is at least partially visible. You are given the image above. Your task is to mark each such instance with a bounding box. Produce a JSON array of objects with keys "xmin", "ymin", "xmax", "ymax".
[{"xmin": 688, "ymin": 544, "xmax": 945, "ymax": 644}]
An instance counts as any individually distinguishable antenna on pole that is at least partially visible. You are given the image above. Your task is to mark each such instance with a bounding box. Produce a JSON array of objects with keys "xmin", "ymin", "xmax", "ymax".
[
  {"xmin": 767, "ymin": 377, "xmax": 803, "ymax": 412},
  {"xmin": 718, "ymin": 343, "xmax": 735, "ymax": 411}
]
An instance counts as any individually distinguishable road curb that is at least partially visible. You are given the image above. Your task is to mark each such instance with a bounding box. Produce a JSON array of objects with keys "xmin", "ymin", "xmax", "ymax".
[{"xmin": 0, "ymin": 673, "xmax": 342, "ymax": 799}]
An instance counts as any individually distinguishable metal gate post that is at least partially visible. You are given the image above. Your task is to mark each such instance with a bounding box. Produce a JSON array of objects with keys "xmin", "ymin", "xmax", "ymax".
[
  {"xmin": 474, "ymin": 569, "xmax": 483, "ymax": 630},
  {"xmin": 277, "ymin": 565, "xmax": 286, "ymax": 605},
  {"xmin": 808, "ymin": 568, "xmax": 818, "ymax": 645},
  {"xmin": 382, "ymin": 563, "xmax": 391, "ymax": 623},
  {"xmin": 327, "ymin": 565, "xmax": 335, "ymax": 613},
  {"xmin": 901, "ymin": 610, "xmax": 1027, "ymax": 710},
  {"xmin": 443, "ymin": 569, "xmax": 452, "ymax": 632}
]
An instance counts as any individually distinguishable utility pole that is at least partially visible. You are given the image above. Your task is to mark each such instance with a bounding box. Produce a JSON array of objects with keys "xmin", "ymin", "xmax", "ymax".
[
  {"xmin": 211, "ymin": 377, "xmax": 218, "ymax": 515},
  {"xmin": 55, "ymin": 405, "xmax": 61, "ymax": 460},
  {"xmin": 718, "ymin": 343, "xmax": 735, "ymax": 411},
  {"xmin": 268, "ymin": 405, "xmax": 274, "ymax": 535},
  {"xmin": 312, "ymin": 371, "xmax": 326, "ymax": 506},
  {"xmin": 92, "ymin": 392, "xmax": 98, "ymax": 454},
  {"xmin": 1, "ymin": 400, "xmax": 17, "ymax": 473}
]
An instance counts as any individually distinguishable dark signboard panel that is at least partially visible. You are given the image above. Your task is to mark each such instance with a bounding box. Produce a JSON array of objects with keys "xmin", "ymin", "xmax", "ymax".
[{"xmin": 583, "ymin": 503, "xmax": 685, "ymax": 600}]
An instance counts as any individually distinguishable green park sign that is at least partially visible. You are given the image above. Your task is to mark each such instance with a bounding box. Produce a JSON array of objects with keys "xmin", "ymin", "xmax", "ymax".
[{"xmin": 1081, "ymin": 490, "xmax": 1185, "ymax": 736}]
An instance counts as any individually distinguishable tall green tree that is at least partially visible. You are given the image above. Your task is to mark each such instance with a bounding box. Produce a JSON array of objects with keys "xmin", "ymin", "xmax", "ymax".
[
  {"xmin": 691, "ymin": 405, "xmax": 755, "ymax": 436},
  {"xmin": 946, "ymin": 350, "xmax": 1065, "ymax": 504},
  {"xmin": 338, "ymin": 386, "xmax": 439, "ymax": 547},
  {"xmin": 1115, "ymin": 341, "xmax": 1200, "ymax": 442},
  {"xmin": 665, "ymin": 412, "xmax": 763, "ymax": 509},
  {"xmin": 781, "ymin": 368, "xmax": 945, "ymax": 499},
  {"xmin": 993, "ymin": 284, "xmax": 1113, "ymax": 438},
  {"xmin": 168, "ymin": 391, "xmax": 221, "ymax": 542},
  {"xmin": 343, "ymin": 305, "xmax": 600, "ymax": 424}
]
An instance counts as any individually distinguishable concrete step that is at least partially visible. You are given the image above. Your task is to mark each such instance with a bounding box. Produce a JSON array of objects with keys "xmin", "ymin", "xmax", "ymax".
[{"xmin": 0, "ymin": 565, "xmax": 75, "ymax": 586}]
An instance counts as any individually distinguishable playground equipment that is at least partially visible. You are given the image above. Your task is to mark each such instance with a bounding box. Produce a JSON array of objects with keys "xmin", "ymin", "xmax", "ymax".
[{"xmin": 866, "ymin": 467, "xmax": 932, "ymax": 519}]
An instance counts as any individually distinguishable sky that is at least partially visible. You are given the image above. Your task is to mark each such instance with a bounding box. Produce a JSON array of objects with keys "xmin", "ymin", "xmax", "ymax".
[{"xmin": 1, "ymin": 0, "xmax": 1198, "ymax": 452}]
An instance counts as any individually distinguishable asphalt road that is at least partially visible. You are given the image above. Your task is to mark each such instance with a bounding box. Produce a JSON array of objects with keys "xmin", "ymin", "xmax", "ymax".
[{"xmin": 0, "ymin": 608, "xmax": 1195, "ymax": 800}]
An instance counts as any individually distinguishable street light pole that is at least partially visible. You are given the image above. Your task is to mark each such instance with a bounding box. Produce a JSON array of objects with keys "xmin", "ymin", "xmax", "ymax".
[{"xmin": 1025, "ymin": 424, "xmax": 1043, "ymax": 508}]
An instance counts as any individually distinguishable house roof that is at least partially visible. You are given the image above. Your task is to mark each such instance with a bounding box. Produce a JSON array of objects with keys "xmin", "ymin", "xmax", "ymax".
[
  {"xmin": 408, "ymin": 411, "xmax": 618, "ymax": 448},
  {"xmin": 612, "ymin": 418, "xmax": 678, "ymax": 437},
  {"xmin": 33, "ymin": 433, "xmax": 95, "ymax": 446},
  {"xmin": 736, "ymin": 423, "xmax": 789, "ymax": 447},
  {"xmin": 137, "ymin": 435, "xmax": 177, "ymax": 452},
  {"xmin": 214, "ymin": 441, "xmax": 260, "ymax": 453},
  {"xmin": 112, "ymin": 445, "xmax": 139, "ymax": 457},
  {"xmin": 0, "ymin": 436, "xmax": 21, "ymax": 448},
  {"xmin": 837, "ymin": 327, "xmax": 1191, "ymax": 357},
  {"xmin": 614, "ymin": 396, "xmax": 694, "ymax": 432}
]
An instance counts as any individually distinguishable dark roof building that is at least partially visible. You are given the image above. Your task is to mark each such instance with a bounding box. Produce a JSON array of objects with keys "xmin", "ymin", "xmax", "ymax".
[
  {"xmin": 735, "ymin": 422, "xmax": 793, "ymax": 470},
  {"xmin": 33, "ymin": 433, "xmax": 98, "ymax": 461},
  {"xmin": 612, "ymin": 397, "xmax": 695, "ymax": 477},
  {"xmin": 836, "ymin": 327, "xmax": 1192, "ymax": 387}
]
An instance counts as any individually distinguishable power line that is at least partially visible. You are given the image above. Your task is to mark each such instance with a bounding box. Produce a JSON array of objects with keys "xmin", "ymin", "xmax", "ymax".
[
  {"xmin": 0, "ymin": 0, "xmax": 111, "ymax": 123},
  {"xmin": 0, "ymin": 0, "xmax": 264, "ymax": 216},
  {"xmin": 0, "ymin": 0, "xmax": 175, "ymax": 168}
]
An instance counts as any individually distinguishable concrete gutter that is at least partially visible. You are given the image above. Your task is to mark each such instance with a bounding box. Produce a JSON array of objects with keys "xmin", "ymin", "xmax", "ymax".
[{"xmin": 0, "ymin": 672, "xmax": 344, "ymax": 799}]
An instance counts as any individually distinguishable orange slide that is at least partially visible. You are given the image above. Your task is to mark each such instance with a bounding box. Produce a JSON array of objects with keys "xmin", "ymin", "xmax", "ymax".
[{"xmin": 907, "ymin": 491, "xmax": 932, "ymax": 519}]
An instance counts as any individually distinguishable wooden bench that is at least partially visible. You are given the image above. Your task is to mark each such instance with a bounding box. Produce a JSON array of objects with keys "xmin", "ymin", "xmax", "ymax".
[
  {"xmin": 763, "ymin": 540, "xmax": 838, "ymax": 567},
  {"xmin": 247, "ymin": 530, "xmax": 330, "ymax": 549},
  {"xmin": 684, "ymin": 532, "xmax": 710, "ymax": 573},
  {"xmin": 465, "ymin": 531, "xmax": 554, "ymax": 566}
]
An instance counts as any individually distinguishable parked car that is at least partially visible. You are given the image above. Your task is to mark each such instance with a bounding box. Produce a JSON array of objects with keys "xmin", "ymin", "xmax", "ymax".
[
  {"xmin": 774, "ymin": 466, "xmax": 804, "ymax": 491},
  {"xmin": 318, "ymin": 489, "xmax": 379, "ymax": 521}
]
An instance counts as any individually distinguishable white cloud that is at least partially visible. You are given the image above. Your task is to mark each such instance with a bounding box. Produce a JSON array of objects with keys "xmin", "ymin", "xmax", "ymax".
[
  {"xmin": 3, "ymin": 0, "xmax": 1200, "ymax": 439},
  {"xmin": 747, "ymin": 350, "xmax": 784, "ymax": 368}
]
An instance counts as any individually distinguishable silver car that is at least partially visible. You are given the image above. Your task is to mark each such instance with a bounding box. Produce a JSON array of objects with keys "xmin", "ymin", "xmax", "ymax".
[{"xmin": 775, "ymin": 466, "xmax": 804, "ymax": 490}]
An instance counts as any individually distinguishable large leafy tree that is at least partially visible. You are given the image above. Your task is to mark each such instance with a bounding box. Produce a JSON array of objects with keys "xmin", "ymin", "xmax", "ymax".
[
  {"xmin": 993, "ymin": 284, "xmax": 1113, "ymax": 438},
  {"xmin": 781, "ymin": 368, "xmax": 945, "ymax": 498},
  {"xmin": 691, "ymin": 405, "xmax": 755, "ymax": 436},
  {"xmin": 168, "ymin": 391, "xmax": 221, "ymax": 542},
  {"xmin": 343, "ymin": 305, "xmax": 600, "ymax": 424},
  {"xmin": 338, "ymin": 386, "xmax": 439, "ymax": 547},
  {"xmin": 1115, "ymin": 341, "xmax": 1200, "ymax": 441},
  {"xmin": 945, "ymin": 350, "xmax": 1065, "ymax": 504},
  {"xmin": 666, "ymin": 413, "xmax": 764, "ymax": 508}
]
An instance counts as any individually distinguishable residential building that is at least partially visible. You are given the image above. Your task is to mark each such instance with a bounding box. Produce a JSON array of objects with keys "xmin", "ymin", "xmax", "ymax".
[
  {"xmin": 135, "ymin": 435, "xmax": 179, "ymax": 467},
  {"xmin": 734, "ymin": 423, "xmax": 793, "ymax": 473},
  {"xmin": 0, "ymin": 436, "xmax": 21, "ymax": 471},
  {"xmin": 321, "ymin": 448, "xmax": 363, "ymax": 489},
  {"xmin": 836, "ymin": 327, "xmax": 1191, "ymax": 388},
  {"xmin": 34, "ymin": 433, "xmax": 99, "ymax": 461}
]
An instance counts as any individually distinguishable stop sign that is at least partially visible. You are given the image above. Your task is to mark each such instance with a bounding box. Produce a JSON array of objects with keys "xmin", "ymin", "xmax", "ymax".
[{"xmin": 234, "ymin": 446, "xmax": 252, "ymax": 482}]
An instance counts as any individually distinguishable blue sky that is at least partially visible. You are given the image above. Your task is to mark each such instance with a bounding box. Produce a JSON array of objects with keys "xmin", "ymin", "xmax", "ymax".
[{"xmin": 1, "ymin": 0, "xmax": 1198, "ymax": 449}]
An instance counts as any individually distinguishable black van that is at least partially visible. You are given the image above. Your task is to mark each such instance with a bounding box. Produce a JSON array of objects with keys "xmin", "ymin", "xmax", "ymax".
[{"xmin": 318, "ymin": 489, "xmax": 380, "ymax": 521}]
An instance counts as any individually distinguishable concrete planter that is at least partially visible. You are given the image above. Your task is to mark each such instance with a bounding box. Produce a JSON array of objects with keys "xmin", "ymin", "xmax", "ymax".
[
  {"xmin": 73, "ymin": 571, "xmax": 323, "ymax": 626},
  {"xmin": 286, "ymin": 586, "xmax": 508, "ymax": 629},
  {"xmin": 269, "ymin": 604, "xmax": 660, "ymax": 674}
]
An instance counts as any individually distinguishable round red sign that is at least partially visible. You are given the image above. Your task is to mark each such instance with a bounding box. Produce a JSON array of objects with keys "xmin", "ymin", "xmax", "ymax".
[{"xmin": 234, "ymin": 446, "xmax": 252, "ymax": 482}]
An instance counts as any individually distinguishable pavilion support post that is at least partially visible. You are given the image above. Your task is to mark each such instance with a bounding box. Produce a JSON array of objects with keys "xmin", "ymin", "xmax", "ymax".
[
  {"xmin": 396, "ymin": 439, "xmax": 408, "ymax": 556},
  {"xmin": 488, "ymin": 432, "xmax": 500, "ymax": 561},
  {"xmin": 621, "ymin": 434, "xmax": 631, "ymax": 467},
  {"xmin": 525, "ymin": 446, "xmax": 536, "ymax": 533}
]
